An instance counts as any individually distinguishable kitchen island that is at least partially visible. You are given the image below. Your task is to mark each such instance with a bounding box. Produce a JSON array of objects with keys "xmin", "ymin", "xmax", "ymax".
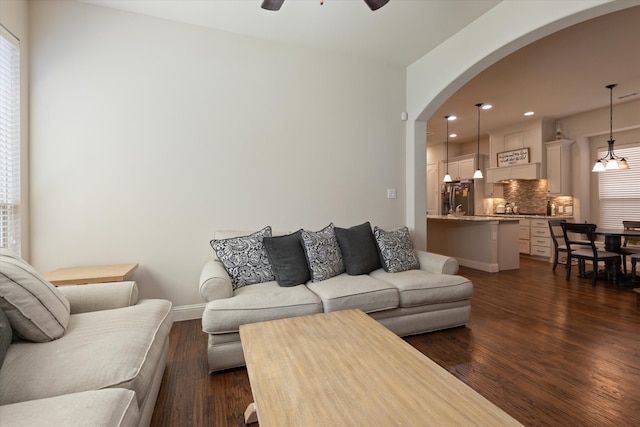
[{"xmin": 427, "ymin": 215, "xmax": 520, "ymax": 272}]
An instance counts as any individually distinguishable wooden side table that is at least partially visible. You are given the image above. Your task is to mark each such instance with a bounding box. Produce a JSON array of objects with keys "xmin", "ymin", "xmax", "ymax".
[{"xmin": 44, "ymin": 263, "xmax": 139, "ymax": 286}]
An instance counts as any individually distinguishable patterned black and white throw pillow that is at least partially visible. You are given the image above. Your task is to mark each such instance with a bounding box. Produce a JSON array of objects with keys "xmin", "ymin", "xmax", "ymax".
[
  {"xmin": 300, "ymin": 224, "xmax": 345, "ymax": 282},
  {"xmin": 373, "ymin": 226, "xmax": 420, "ymax": 273},
  {"xmin": 210, "ymin": 226, "xmax": 275, "ymax": 289}
]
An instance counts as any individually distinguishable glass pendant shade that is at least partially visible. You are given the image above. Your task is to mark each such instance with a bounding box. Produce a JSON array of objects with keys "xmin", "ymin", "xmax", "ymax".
[
  {"xmin": 443, "ymin": 173, "xmax": 452, "ymax": 183},
  {"xmin": 473, "ymin": 169, "xmax": 484, "ymax": 179},
  {"xmin": 592, "ymin": 84, "xmax": 630, "ymax": 172}
]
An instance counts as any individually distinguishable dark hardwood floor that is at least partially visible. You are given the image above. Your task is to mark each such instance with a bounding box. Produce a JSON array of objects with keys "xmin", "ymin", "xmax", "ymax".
[{"xmin": 150, "ymin": 257, "xmax": 640, "ymax": 426}]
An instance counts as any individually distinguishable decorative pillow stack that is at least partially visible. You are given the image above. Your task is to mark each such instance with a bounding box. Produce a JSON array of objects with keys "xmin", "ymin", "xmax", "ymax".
[
  {"xmin": 373, "ymin": 226, "xmax": 420, "ymax": 273},
  {"xmin": 0, "ymin": 250, "xmax": 71, "ymax": 342},
  {"xmin": 210, "ymin": 223, "xmax": 420, "ymax": 289},
  {"xmin": 210, "ymin": 226, "xmax": 275, "ymax": 290}
]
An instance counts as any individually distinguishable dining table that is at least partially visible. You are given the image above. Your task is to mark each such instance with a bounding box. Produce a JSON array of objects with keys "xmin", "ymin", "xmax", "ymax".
[{"xmin": 594, "ymin": 227, "xmax": 640, "ymax": 285}]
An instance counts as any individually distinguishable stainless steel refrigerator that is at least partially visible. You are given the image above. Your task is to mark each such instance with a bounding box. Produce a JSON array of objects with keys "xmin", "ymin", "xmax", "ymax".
[{"xmin": 441, "ymin": 180, "xmax": 474, "ymax": 215}]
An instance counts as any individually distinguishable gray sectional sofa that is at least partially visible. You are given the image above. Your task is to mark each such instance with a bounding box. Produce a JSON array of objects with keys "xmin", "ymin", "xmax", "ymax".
[
  {"xmin": 200, "ymin": 223, "xmax": 473, "ymax": 373},
  {"xmin": 0, "ymin": 251, "xmax": 173, "ymax": 427}
]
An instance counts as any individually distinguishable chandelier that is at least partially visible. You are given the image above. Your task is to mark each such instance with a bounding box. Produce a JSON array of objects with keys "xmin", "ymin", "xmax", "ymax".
[{"xmin": 592, "ymin": 83, "xmax": 630, "ymax": 172}]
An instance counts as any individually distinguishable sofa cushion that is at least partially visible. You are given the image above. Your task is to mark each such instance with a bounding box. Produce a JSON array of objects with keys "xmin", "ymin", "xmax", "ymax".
[
  {"xmin": 0, "ymin": 389, "xmax": 140, "ymax": 427},
  {"xmin": 335, "ymin": 222, "xmax": 382, "ymax": 275},
  {"xmin": 306, "ymin": 273, "xmax": 399, "ymax": 313},
  {"xmin": 0, "ymin": 299, "xmax": 173, "ymax": 407},
  {"xmin": 0, "ymin": 250, "xmax": 70, "ymax": 342},
  {"xmin": 373, "ymin": 226, "xmax": 420, "ymax": 273},
  {"xmin": 300, "ymin": 224, "xmax": 345, "ymax": 282},
  {"xmin": 202, "ymin": 281, "xmax": 323, "ymax": 333},
  {"xmin": 0, "ymin": 307, "xmax": 11, "ymax": 369},
  {"xmin": 370, "ymin": 269, "xmax": 473, "ymax": 307},
  {"xmin": 263, "ymin": 231, "xmax": 311, "ymax": 287},
  {"xmin": 210, "ymin": 226, "xmax": 275, "ymax": 290}
]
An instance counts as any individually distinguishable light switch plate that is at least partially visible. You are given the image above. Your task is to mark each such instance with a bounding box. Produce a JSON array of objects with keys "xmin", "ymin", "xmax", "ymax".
[{"xmin": 387, "ymin": 188, "xmax": 397, "ymax": 199}]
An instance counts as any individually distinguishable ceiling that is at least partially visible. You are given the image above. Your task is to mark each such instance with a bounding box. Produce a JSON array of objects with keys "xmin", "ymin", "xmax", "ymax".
[{"xmin": 82, "ymin": 0, "xmax": 640, "ymax": 144}]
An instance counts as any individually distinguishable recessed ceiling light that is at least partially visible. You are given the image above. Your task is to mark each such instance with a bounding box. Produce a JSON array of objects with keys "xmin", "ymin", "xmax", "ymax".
[
  {"xmin": 450, "ymin": 133, "xmax": 457, "ymax": 138},
  {"xmin": 524, "ymin": 111, "xmax": 535, "ymax": 116},
  {"xmin": 447, "ymin": 115, "xmax": 457, "ymax": 121},
  {"xmin": 481, "ymin": 104, "xmax": 493, "ymax": 110}
]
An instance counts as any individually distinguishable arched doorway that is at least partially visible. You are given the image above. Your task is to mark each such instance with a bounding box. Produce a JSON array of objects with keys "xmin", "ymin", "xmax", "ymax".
[{"xmin": 405, "ymin": 0, "xmax": 633, "ymax": 250}]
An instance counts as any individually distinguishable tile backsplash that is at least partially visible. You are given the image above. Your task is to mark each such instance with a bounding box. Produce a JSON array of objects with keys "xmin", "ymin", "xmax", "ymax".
[{"xmin": 492, "ymin": 179, "xmax": 574, "ymax": 214}]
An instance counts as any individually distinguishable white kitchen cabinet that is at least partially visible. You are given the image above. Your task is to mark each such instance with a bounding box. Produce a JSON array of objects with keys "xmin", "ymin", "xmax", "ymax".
[
  {"xmin": 545, "ymin": 139, "xmax": 574, "ymax": 195},
  {"xmin": 441, "ymin": 154, "xmax": 481, "ymax": 181},
  {"xmin": 488, "ymin": 119, "xmax": 554, "ymax": 169},
  {"xmin": 458, "ymin": 158, "xmax": 475, "ymax": 180},
  {"xmin": 519, "ymin": 219, "xmax": 530, "ymax": 254},
  {"xmin": 530, "ymin": 219, "xmax": 552, "ymax": 258},
  {"xmin": 426, "ymin": 163, "xmax": 439, "ymax": 214}
]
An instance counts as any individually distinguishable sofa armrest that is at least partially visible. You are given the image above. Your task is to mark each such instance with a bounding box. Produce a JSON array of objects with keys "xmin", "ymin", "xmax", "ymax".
[
  {"xmin": 414, "ymin": 250, "xmax": 459, "ymax": 275},
  {"xmin": 56, "ymin": 281, "xmax": 139, "ymax": 314},
  {"xmin": 199, "ymin": 260, "xmax": 233, "ymax": 302}
]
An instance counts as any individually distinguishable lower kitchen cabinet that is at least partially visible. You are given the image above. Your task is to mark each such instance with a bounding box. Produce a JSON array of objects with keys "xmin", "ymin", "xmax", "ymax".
[
  {"xmin": 530, "ymin": 219, "xmax": 551, "ymax": 257},
  {"xmin": 519, "ymin": 219, "xmax": 530, "ymax": 254},
  {"xmin": 520, "ymin": 218, "xmax": 552, "ymax": 259}
]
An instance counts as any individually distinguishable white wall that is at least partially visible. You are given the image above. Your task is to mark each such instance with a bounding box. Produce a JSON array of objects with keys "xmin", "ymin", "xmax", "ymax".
[{"xmin": 28, "ymin": 0, "xmax": 406, "ymax": 312}]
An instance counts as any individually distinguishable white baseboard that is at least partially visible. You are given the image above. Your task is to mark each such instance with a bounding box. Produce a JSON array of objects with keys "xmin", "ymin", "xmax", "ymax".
[
  {"xmin": 457, "ymin": 258, "xmax": 500, "ymax": 273},
  {"xmin": 172, "ymin": 303, "xmax": 205, "ymax": 321}
]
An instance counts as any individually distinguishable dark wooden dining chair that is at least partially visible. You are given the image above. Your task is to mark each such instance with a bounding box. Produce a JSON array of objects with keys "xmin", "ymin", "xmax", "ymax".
[
  {"xmin": 621, "ymin": 221, "xmax": 640, "ymax": 275},
  {"xmin": 548, "ymin": 219, "xmax": 568, "ymax": 271},
  {"xmin": 561, "ymin": 223, "xmax": 621, "ymax": 286}
]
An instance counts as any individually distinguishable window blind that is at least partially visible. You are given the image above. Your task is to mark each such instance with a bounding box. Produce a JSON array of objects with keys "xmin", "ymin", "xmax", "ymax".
[
  {"xmin": 0, "ymin": 25, "xmax": 20, "ymax": 253},
  {"xmin": 598, "ymin": 143, "xmax": 640, "ymax": 229}
]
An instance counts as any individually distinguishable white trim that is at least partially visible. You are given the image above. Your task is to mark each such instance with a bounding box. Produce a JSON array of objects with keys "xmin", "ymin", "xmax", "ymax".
[{"xmin": 172, "ymin": 303, "xmax": 205, "ymax": 321}]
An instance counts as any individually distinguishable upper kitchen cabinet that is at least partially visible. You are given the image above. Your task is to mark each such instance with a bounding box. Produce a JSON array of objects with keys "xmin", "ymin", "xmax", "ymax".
[
  {"xmin": 545, "ymin": 139, "xmax": 574, "ymax": 195},
  {"xmin": 440, "ymin": 154, "xmax": 478, "ymax": 181},
  {"xmin": 486, "ymin": 119, "xmax": 554, "ymax": 182}
]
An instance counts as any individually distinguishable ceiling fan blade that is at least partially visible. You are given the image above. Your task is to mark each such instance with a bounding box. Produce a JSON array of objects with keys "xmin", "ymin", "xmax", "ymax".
[
  {"xmin": 364, "ymin": 0, "xmax": 389, "ymax": 11},
  {"xmin": 261, "ymin": 0, "xmax": 285, "ymax": 11}
]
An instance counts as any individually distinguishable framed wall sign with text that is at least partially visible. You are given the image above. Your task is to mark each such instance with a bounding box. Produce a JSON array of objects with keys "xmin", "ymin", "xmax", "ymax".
[{"xmin": 497, "ymin": 148, "xmax": 530, "ymax": 167}]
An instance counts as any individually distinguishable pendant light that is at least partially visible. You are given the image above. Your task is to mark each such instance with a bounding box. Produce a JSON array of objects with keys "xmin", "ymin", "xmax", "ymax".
[
  {"xmin": 592, "ymin": 84, "xmax": 630, "ymax": 172},
  {"xmin": 473, "ymin": 103, "xmax": 484, "ymax": 179},
  {"xmin": 443, "ymin": 115, "xmax": 453, "ymax": 183}
]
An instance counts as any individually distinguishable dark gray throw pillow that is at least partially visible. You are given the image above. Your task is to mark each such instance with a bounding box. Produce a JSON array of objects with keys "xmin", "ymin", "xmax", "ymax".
[
  {"xmin": 263, "ymin": 231, "xmax": 311, "ymax": 287},
  {"xmin": 335, "ymin": 222, "xmax": 382, "ymax": 275}
]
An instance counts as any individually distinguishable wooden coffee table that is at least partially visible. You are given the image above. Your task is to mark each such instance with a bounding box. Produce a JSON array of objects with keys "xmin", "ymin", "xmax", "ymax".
[{"xmin": 239, "ymin": 309, "xmax": 523, "ymax": 426}]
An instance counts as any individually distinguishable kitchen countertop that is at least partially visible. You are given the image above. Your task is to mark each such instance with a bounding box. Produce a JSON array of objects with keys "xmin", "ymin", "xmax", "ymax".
[
  {"xmin": 427, "ymin": 214, "xmax": 573, "ymax": 221},
  {"xmin": 427, "ymin": 214, "xmax": 519, "ymax": 221}
]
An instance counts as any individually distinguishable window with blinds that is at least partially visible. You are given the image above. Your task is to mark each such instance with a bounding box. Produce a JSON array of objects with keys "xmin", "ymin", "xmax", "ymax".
[
  {"xmin": 598, "ymin": 143, "xmax": 640, "ymax": 229},
  {"xmin": 0, "ymin": 26, "xmax": 20, "ymax": 253}
]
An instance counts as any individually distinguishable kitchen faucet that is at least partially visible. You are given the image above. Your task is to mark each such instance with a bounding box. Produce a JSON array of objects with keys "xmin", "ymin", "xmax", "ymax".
[{"xmin": 455, "ymin": 204, "xmax": 463, "ymax": 213}]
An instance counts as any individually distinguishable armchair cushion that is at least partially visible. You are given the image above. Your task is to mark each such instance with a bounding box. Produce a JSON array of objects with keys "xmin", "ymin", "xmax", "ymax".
[
  {"xmin": 56, "ymin": 281, "xmax": 139, "ymax": 314},
  {"xmin": 0, "ymin": 251, "xmax": 70, "ymax": 342}
]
